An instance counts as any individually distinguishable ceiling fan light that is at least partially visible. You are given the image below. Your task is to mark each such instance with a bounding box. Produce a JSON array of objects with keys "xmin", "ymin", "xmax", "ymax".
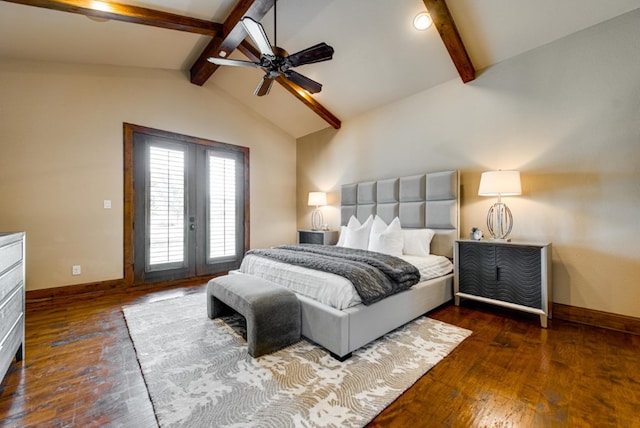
[{"xmin": 413, "ymin": 12, "xmax": 432, "ymax": 30}]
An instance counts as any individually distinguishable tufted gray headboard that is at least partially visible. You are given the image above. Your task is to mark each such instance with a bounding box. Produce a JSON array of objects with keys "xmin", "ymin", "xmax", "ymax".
[{"xmin": 340, "ymin": 170, "xmax": 459, "ymax": 258}]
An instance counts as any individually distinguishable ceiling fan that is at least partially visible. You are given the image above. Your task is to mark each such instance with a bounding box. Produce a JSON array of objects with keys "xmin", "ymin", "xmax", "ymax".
[{"xmin": 207, "ymin": 13, "xmax": 334, "ymax": 97}]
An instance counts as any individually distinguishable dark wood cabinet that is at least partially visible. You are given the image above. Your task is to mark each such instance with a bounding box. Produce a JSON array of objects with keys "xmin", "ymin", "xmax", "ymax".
[
  {"xmin": 454, "ymin": 239, "xmax": 552, "ymax": 327},
  {"xmin": 297, "ymin": 230, "xmax": 338, "ymax": 245}
]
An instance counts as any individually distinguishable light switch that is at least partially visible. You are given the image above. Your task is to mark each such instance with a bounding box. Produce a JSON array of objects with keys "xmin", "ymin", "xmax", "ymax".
[{"xmin": 103, "ymin": 200, "xmax": 112, "ymax": 209}]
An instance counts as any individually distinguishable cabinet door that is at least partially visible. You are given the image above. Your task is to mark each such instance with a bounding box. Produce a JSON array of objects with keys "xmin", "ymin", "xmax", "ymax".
[
  {"xmin": 458, "ymin": 242, "xmax": 497, "ymax": 297},
  {"xmin": 496, "ymin": 246, "xmax": 542, "ymax": 309},
  {"xmin": 459, "ymin": 243, "xmax": 543, "ymax": 309}
]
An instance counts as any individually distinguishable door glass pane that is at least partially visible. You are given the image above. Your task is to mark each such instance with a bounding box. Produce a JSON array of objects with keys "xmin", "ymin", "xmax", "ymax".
[
  {"xmin": 148, "ymin": 146, "xmax": 185, "ymax": 266},
  {"xmin": 209, "ymin": 154, "xmax": 236, "ymax": 259}
]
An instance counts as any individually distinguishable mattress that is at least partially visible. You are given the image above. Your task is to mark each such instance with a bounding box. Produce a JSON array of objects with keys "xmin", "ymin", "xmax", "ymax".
[{"xmin": 238, "ymin": 253, "xmax": 453, "ymax": 310}]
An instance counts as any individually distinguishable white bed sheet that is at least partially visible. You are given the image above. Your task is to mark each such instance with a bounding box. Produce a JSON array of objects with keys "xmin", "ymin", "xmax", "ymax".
[{"xmin": 238, "ymin": 253, "xmax": 453, "ymax": 310}]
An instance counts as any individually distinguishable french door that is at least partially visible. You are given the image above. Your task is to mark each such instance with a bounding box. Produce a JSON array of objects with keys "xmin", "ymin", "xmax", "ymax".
[{"xmin": 128, "ymin": 125, "xmax": 248, "ymax": 284}]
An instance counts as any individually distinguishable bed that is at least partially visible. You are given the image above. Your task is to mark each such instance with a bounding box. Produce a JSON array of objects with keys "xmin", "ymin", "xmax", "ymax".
[{"xmin": 239, "ymin": 170, "xmax": 460, "ymax": 359}]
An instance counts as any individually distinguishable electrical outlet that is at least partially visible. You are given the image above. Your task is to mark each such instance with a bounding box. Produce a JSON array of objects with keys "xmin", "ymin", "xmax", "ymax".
[
  {"xmin": 72, "ymin": 265, "xmax": 81, "ymax": 275},
  {"xmin": 103, "ymin": 199, "xmax": 112, "ymax": 209}
]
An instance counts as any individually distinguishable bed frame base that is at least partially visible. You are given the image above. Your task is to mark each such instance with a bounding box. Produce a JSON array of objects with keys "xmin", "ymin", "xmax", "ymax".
[{"xmin": 297, "ymin": 274, "xmax": 453, "ymax": 359}]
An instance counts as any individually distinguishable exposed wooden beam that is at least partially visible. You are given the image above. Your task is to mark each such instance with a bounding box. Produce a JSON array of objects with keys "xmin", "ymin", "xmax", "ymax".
[
  {"xmin": 237, "ymin": 41, "xmax": 341, "ymax": 130},
  {"xmin": 276, "ymin": 78, "xmax": 341, "ymax": 130},
  {"xmin": 2, "ymin": 0, "xmax": 222, "ymax": 36},
  {"xmin": 423, "ymin": 0, "xmax": 475, "ymax": 83},
  {"xmin": 189, "ymin": 0, "xmax": 273, "ymax": 86}
]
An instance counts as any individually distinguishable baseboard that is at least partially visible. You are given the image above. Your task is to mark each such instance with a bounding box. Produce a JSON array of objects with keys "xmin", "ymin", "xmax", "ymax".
[
  {"xmin": 25, "ymin": 275, "xmax": 218, "ymax": 303},
  {"xmin": 554, "ymin": 303, "xmax": 640, "ymax": 336}
]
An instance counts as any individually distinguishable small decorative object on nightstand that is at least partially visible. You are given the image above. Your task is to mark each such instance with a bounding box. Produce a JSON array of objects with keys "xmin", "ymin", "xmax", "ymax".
[
  {"xmin": 298, "ymin": 230, "xmax": 338, "ymax": 245},
  {"xmin": 470, "ymin": 227, "xmax": 483, "ymax": 240},
  {"xmin": 454, "ymin": 239, "xmax": 552, "ymax": 328}
]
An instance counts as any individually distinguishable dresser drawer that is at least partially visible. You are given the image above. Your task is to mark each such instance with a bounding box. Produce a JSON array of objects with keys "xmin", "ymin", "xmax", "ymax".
[
  {"xmin": 0, "ymin": 313, "xmax": 23, "ymax": 378},
  {"xmin": 0, "ymin": 241, "xmax": 23, "ymax": 275},
  {"xmin": 0, "ymin": 263, "xmax": 23, "ymax": 303},
  {"xmin": 0, "ymin": 285, "xmax": 23, "ymax": 341}
]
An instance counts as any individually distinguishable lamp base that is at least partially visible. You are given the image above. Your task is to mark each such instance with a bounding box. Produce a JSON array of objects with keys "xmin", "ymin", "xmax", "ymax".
[
  {"xmin": 311, "ymin": 208, "xmax": 323, "ymax": 231},
  {"xmin": 486, "ymin": 202, "xmax": 514, "ymax": 241}
]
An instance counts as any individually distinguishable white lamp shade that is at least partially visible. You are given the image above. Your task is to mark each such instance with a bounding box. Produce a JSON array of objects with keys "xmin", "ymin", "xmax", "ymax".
[
  {"xmin": 478, "ymin": 171, "xmax": 522, "ymax": 196},
  {"xmin": 308, "ymin": 191, "xmax": 327, "ymax": 206}
]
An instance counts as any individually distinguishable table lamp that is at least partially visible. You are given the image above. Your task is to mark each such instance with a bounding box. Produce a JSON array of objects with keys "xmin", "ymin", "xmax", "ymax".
[
  {"xmin": 478, "ymin": 170, "xmax": 521, "ymax": 241},
  {"xmin": 308, "ymin": 191, "xmax": 327, "ymax": 230}
]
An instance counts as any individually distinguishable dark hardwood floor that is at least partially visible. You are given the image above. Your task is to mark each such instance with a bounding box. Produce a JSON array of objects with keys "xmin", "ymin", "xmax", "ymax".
[{"xmin": 1, "ymin": 283, "xmax": 639, "ymax": 427}]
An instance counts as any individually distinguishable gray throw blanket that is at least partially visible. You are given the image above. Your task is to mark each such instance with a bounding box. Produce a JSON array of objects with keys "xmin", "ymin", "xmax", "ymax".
[{"xmin": 246, "ymin": 244, "xmax": 421, "ymax": 306}]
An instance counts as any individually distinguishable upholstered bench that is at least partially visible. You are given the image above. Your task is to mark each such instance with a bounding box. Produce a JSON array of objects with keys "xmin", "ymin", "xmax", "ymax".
[{"xmin": 206, "ymin": 274, "xmax": 301, "ymax": 358}]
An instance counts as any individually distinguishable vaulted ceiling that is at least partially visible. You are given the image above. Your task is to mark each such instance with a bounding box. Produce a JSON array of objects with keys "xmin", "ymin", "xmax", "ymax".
[{"xmin": 1, "ymin": 0, "xmax": 638, "ymax": 138}]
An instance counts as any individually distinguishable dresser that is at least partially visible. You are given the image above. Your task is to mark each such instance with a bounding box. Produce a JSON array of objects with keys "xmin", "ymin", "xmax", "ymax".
[
  {"xmin": 0, "ymin": 232, "xmax": 25, "ymax": 383},
  {"xmin": 454, "ymin": 239, "xmax": 552, "ymax": 327},
  {"xmin": 297, "ymin": 230, "xmax": 338, "ymax": 245}
]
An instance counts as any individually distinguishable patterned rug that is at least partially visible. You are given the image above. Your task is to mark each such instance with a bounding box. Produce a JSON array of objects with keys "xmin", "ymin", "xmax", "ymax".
[{"xmin": 123, "ymin": 292, "xmax": 471, "ymax": 428}]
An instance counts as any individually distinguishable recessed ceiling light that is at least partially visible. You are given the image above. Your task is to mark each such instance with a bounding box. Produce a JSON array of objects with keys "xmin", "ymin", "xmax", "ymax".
[
  {"xmin": 413, "ymin": 12, "xmax": 433, "ymax": 31},
  {"xmin": 91, "ymin": 1, "xmax": 112, "ymax": 12},
  {"xmin": 86, "ymin": 0, "xmax": 111, "ymax": 21}
]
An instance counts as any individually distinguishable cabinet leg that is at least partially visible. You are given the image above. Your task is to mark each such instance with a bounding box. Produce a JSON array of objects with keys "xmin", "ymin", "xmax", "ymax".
[
  {"xmin": 540, "ymin": 314, "xmax": 548, "ymax": 328},
  {"xmin": 15, "ymin": 343, "xmax": 24, "ymax": 362},
  {"xmin": 454, "ymin": 295, "xmax": 460, "ymax": 306}
]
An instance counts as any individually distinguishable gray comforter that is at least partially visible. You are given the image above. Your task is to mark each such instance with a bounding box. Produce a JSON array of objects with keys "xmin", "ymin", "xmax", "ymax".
[{"xmin": 245, "ymin": 244, "xmax": 421, "ymax": 305}]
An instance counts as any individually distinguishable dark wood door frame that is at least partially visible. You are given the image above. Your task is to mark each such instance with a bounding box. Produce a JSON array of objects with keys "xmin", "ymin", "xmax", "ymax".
[{"xmin": 123, "ymin": 122, "xmax": 250, "ymax": 287}]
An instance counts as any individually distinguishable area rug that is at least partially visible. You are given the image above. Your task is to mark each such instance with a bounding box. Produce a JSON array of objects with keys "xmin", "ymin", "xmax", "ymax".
[{"xmin": 123, "ymin": 292, "xmax": 471, "ymax": 428}]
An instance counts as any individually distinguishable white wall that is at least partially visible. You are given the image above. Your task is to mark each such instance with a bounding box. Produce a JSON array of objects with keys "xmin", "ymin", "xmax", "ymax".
[
  {"xmin": 0, "ymin": 59, "xmax": 297, "ymax": 291},
  {"xmin": 297, "ymin": 10, "xmax": 640, "ymax": 318}
]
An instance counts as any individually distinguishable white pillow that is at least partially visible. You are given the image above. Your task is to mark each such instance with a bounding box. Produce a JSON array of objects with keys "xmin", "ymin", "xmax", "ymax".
[
  {"xmin": 402, "ymin": 228, "xmax": 435, "ymax": 257},
  {"xmin": 368, "ymin": 216, "xmax": 403, "ymax": 256},
  {"xmin": 336, "ymin": 225, "xmax": 348, "ymax": 247},
  {"xmin": 336, "ymin": 216, "xmax": 360, "ymax": 246},
  {"xmin": 338, "ymin": 215, "xmax": 374, "ymax": 250}
]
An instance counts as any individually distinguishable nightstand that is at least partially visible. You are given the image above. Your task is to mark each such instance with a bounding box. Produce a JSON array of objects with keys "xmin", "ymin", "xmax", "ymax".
[
  {"xmin": 297, "ymin": 230, "xmax": 338, "ymax": 245},
  {"xmin": 454, "ymin": 239, "xmax": 552, "ymax": 327}
]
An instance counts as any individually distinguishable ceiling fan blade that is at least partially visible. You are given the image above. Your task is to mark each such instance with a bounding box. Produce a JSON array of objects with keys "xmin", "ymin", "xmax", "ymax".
[
  {"xmin": 241, "ymin": 17, "xmax": 275, "ymax": 58},
  {"xmin": 284, "ymin": 70, "xmax": 323, "ymax": 94},
  {"xmin": 254, "ymin": 76, "xmax": 274, "ymax": 96},
  {"xmin": 287, "ymin": 43, "xmax": 334, "ymax": 67},
  {"xmin": 207, "ymin": 57, "xmax": 262, "ymax": 68}
]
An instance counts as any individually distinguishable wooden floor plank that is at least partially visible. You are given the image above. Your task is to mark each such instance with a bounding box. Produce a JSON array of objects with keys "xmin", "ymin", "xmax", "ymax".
[{"xmin": 1, "ymin": 285, "xmax": 639, "ymax": 427}]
